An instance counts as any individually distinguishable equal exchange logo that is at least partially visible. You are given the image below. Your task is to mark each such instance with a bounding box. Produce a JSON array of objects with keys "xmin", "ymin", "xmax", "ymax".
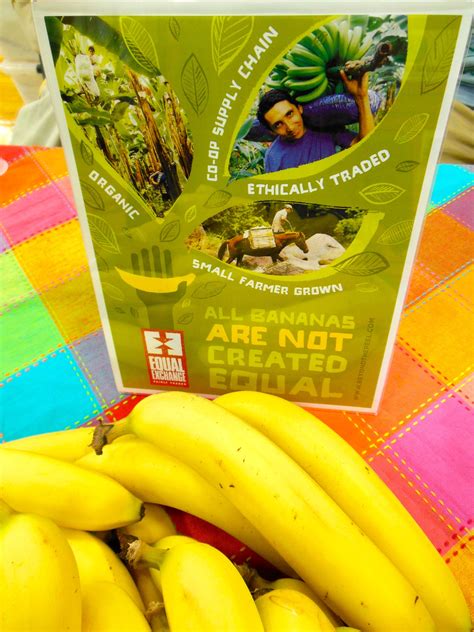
[{"xmin": 142, "ymin": 330, "xmax": 189, "ymax": 388}]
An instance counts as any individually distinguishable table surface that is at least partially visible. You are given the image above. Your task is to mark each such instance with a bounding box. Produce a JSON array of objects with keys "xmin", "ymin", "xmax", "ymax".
[{"xmin": 0, "ymin": 145, "xmax": 473, "ymax": 615}]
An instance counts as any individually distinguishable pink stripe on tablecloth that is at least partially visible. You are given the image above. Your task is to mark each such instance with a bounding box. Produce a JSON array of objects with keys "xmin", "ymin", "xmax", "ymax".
[
  {"xmin": 54, "ymin": 176, "xmax": 77, "ymax": 210},
  {"xmin": 0, "ymin": 180, "xmax": 76, "ymax": 245},
  {"xmin": 369, "ymin": 451, "xmax": 459, "ymax": 554},
  {"xmin": 442, "ymin": 187, "xmax": 474, "ymax": 231},
  {"xmin": 0, "ymin": 226, "xmax": 10, "ymax": 253},
  {"xmin": 380, "ymin": 393, "xmax": 473, "ymax": 528}
]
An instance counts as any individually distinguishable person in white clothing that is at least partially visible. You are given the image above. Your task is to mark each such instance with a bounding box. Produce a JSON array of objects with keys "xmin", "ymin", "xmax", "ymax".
[{"xmin": 272, "ymin": 203, "xmax": 293, "ymax": 233}]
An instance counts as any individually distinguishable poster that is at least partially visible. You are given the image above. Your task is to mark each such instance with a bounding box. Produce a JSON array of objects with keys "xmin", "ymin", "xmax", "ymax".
[{"xmin": 33, "ymin": 1, "xmax": 471, "ymax": 410}]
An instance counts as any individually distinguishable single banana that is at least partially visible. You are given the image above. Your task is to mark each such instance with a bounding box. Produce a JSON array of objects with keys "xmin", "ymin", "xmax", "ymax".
[
  {"xmin": 112, "ymin": 392, "xmax": 435, "ymax": 632},
  {"xmin": 285, "ymin": 74, "xmax": 327, "ymax": 92},
  {"xmin": 121, "ymin": 503, "xmax": 177, "ymax": 544},
  {"xmin": 255, "ymin": 588, "xmax": 336, "ymax": 632},
  {"xmin": 314, "ymin": 26, "xmax": 335, "ymax": 61},
  {"xmin": 324, "ymin": 21, "xmax": 340, "ymax": 55},
  {"xmin": 287, "ymin": 65, "xmax": 326, "ymax": 79},
  {"xmin": 130, "ymin": 539, "xmax": 264, "ymax": 632},
  {"xmin": 291, "ymin": 43, "xmax": 327, "ymax": 67},
  {"xmin": 127, "ymin": 534, "xmax": 198, "ymax": 594},
  {"xmin": 131, "ymin": 567, "xmax": 169, "ymax": 632},
  {"xmin": 80, "ymin": 434, "xmax": 292, "ymax": 575},
  {"xmin": 0, "ymin": 447, "xmax": 144, "ymax": 530},
  {"xmin": 295, "ymin": 76, "xmax": 329, "ymax": 102},
  {"xmin": 82, "ymin": 581, "xmax": 151, "ymax": 632},
  {"xmin": 246, "ymin": 570, "xmax": 342, "ymax": 628},
  {"xmin": 216, "ymin": 391, "xmax": 472, "ymax": 632},
  {"xmin": 337, "ymin": 20, "xmax": 350, "ymax": 60},
  {"xmin": 0, "ymin": 511, "xmax": 81, "ymax": 631},
  {"xmin": 346, "ymin": 26, "xmax": 363, "ymax": 61},
  {"xmin": 2, "ymin": 424, "xmax": 97, "ymax": 461},
  {"xmin": 62, "ymin": 527, "xmax": 144, "ymax": 611},
  {"xmin": 307, "ymin": 34, "xmax": 330, "ymax": 62},
  {"xmin": 355, "ymin": 34, "xmax": 373, "ymax": 60}
]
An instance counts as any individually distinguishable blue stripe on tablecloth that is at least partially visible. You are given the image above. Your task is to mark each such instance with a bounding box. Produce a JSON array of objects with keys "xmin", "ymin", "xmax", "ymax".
[
  {"xmin": 429, "ymin": 165, "xmax": 474, "ymax": 209},
  {"xmin": 0, "ymin": 347, "xmax": 101, "ymax": 441}
]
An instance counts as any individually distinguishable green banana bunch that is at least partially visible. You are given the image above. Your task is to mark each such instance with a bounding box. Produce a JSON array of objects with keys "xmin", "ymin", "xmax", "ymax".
[{"xmin": 266, "ymin": 17, "xmax": 374, "ymax": 102}]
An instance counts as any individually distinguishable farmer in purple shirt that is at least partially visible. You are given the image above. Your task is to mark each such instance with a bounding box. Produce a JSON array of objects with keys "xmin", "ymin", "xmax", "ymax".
[{"xmin": 257, "ymin": 70, "xmax": 375, "ymax": 173}]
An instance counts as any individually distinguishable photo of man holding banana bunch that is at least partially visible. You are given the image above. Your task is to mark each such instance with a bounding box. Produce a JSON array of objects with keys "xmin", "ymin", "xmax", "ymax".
[
  {"xmin": 231, "ymin": 15, "xmax": 406, "ymax": 179},
  {"xmin": 257, "ymin": 67, "xmax": 374, "ymax": 173}
]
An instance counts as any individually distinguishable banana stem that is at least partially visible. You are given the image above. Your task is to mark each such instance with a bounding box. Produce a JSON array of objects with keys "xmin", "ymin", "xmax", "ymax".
[
  {"xmin": 91, "ymin": 418, "xmax": 130, "ymax": 454},
  {"xmin": 327, "ymin": 42, "xmax": 392, "ymax": 80},
  {"xmin": 130, "ymin": 567, "xmax": 170, "ymax": 631},
  {"xmin": 120, "ymin": 534, "xmax": 167, "ymax": 570}
]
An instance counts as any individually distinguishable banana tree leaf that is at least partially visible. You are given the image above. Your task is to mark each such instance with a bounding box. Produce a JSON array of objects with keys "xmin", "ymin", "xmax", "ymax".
[
  {"xmin": 45, "ymin": 17, "xmax": 63, "ymax": 65},
  {"xmin": 61, "ymin": 16, "xmax": 160, "ymax": 77}
]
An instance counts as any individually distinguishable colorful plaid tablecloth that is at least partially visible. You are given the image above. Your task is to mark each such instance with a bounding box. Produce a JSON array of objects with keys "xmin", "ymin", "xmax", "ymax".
[{"xmin": 0, "ymin": 146, "xmax": 473, "ymax": 612}]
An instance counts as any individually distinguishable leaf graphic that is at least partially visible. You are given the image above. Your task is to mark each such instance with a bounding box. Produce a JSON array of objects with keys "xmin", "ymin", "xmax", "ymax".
[
  {"xmin": 185, "ymin": 205, "xmax": 197, "ymax": 223},
  {"xmin": 181, "ymin": 54, "xmax": 209, "ymax": 115},
  {"xmin": 211, "ymin": 16, "xmax": 254, "ymax": 75},
  {"xmin": 192, "ymin": 281, "xmax": 227, "ymax": 299},
  {"xmin": 96, "ymin": 256, "xmax": 109, "ymax": 272},
  {"xmin": 378, "ymin": 220, "xmax": 414, "ymax": 245},
  {"xmin": 205, "ymin": 190, "xmax": 232, "ymax": 208},
  {"xmin": 102, "ymin": 282, "xmax": 125, "ymax": 302},
  {"xmin": 130, "ymin": 306, "xmax": 141, "ymax": 319},
  {"xmin": 394, "ymin": 113, "xmax": 430, "ymax": 144},
  {"xmin": 80, "ymin": 140, "xmax": 94, "ymax": 166},
  {"xmin": 422, "ymin": 19, "xmax": 459, "ymax": 94},
  {"xmin": 122, "ymin": 226, "xmax": 148, "ymax": 242},
  {"xmin": 333, "ymin": 252, "xmax": 390, "ymax": 276},
  {"xmin": 359, "ymin": 183, "xmax": 405, "ymax": 205},
  {"xmin": 120, "ymin": 17, "xmax": 159, "ymax": 75},
  {"xmin": 169, "ymin": 17, "xmax": 181, "ymax": 41},
  {"xmin": 356, "ymin": 282, "xmax": 379, "ymax": 293},
  {"xmin": 80, "ymin": 181, "xmax": 105, "ymax": 211},
  {"xmin": 89, "ymin": 214, "xmax": 120, "ymax": 254},
  {"xmin": 396, "ymin": 160, "xmax": 420, "ymax": 172},
  {"xmin": 160, "ymin": 219, "xmax": 181, "ymax": 242},
  {"xmin": 178, "ymin": 312, "xmax": 194, "ymax": 325}
]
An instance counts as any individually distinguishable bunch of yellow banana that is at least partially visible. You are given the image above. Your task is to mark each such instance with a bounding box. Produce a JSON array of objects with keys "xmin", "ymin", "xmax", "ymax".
[
  {"xmin": 267, "ymin": 17, "xmax": 374, "ymax": 102},
  {"xmin": 124, "ymin": 534, "xmax": 264, "ymax": 631},
  {"xmin": 0, "ymin": 389, "xmax": 471, "ymax": 631},
  {"xmin": 76, "ymin": 433, "xmax": 291, "ymax": 574},
  {"xmin": 101, "ymin": 391, "xmax": 471, "ymax": 631},
  {"xmin": 216, "ymin": 390, "xmax": 472, "ymax": 632}
]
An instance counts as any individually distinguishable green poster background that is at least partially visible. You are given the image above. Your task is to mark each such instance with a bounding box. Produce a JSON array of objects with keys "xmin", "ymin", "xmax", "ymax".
[{"xmin": 42, "ymin": 12, "xmax": 464, "ymax": 409}]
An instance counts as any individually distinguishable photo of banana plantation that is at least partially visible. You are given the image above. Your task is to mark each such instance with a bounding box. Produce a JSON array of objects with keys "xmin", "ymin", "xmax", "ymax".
[
  {"xmin": 188, "ymin": 200, "xmax": 368, "ymax": 275},
  {"xmin": 46, "ymin": 17, "xmax": 193, "ymax": 217},
  {"xmin": 230, "ymin": 15, "xmax": 407, "ymax": 179}
]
